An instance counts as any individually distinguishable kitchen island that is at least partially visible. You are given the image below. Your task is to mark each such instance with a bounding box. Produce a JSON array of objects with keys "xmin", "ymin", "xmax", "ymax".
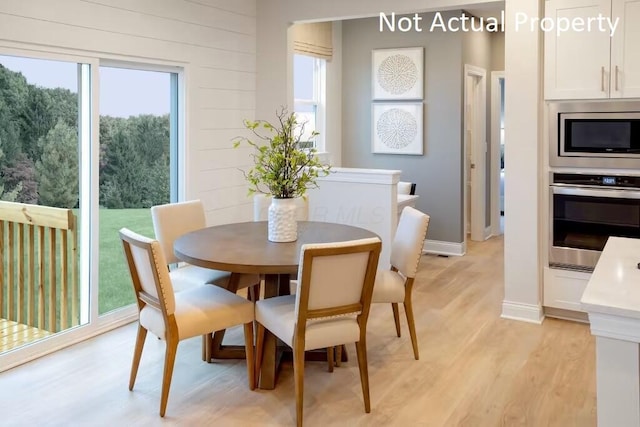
[{"xmin": 581, "ymin": 237, "xmax": 640, "ymax": 427}]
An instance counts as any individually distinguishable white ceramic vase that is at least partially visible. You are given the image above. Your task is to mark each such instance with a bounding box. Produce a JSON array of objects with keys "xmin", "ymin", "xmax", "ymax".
[{"xmin": 268, "ymin": 197, "xmax": 298, "ymax": 242}]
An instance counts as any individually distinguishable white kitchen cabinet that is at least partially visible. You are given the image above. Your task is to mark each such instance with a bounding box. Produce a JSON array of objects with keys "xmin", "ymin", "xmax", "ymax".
[
  {"xmin": 610, "ymin": 0, "xmax": 640, "ymax": 97},
  {"xmin": 543, "ymin": 266, "xmax": 590, "ymax": 312},
  {"xmin": 545, "ymin": 0, "xmax": 640, "ymax": 99}
]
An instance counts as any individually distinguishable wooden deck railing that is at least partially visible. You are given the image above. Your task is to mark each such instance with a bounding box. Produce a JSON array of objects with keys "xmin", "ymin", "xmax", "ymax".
[{"xmin": 0, "ymin": 201, "xmax": 79, "ymax": 337}]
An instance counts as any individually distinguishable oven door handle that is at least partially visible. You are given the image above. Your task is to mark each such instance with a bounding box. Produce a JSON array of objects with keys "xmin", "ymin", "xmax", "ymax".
[{"xmin": 551, "ymin": 186, "xmax": 640, "ymax": 199}]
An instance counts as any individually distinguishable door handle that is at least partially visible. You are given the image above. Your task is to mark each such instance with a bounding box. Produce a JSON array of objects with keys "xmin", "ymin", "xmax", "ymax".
[
  {"xmin": 601, "ymin": 66, "xmax": 606, "ymax": 92},
  {"xmin": 615, "ymin": 65, "xmax": 619, "ymax": 92}
]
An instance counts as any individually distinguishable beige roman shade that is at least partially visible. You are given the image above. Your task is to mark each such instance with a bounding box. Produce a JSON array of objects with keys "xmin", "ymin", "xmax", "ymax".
[{"xmin": 291, "ymin": 22, "xmax": 333, "ymax": 60}]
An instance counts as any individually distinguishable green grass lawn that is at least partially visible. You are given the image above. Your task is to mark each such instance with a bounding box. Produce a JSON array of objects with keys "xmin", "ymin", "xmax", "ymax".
[{"xmin": 98, "ymin": 208, "xmax": 155, "ymax": 314}]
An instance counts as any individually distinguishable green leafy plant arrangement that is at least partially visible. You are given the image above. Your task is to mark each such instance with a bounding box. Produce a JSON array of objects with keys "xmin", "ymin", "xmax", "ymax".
[{"xmin": 233, "ymin": 108, "xmax": 331, "ymax": 199}]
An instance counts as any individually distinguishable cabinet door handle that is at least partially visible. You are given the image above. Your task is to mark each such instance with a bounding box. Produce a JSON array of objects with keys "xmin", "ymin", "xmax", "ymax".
[
  {"xmin": 615, "ymin": 65, "xmax": 619, "ymax": 92},
  {"xmin": 601, "ymin": 66, "xmax": 606, "ymax": 92}
]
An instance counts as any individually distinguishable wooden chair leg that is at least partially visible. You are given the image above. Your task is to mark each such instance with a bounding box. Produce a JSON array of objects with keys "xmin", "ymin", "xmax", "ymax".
[
  {"xmin": 355, "ymin": 338, "xmax": 371, "ymax": 413},
  {"xmin": 202, "ymin": 333, "xmax": 213, "ymax": 362},
  {"xmin": 160, "ymin": 336, "xmax": 179, "ymax": 417},
  {"xmin": 210, "ymin": 330, "xmax": 225, "ymax": 359},
  {"xmin": 293, "ymin": 340, "xmax": 306, "ymax": 427},
  {"xmin": 250, "ymin": 283, "xmax": 261, "ymax": 302},
  {"xmin": 129, "ymin": 324, "xmax": 147, "ymax": 391},
  {"xmin": 392, "ymin": 303, "xmax": 401, "ymax": 337},
  {"xmin": 327, "ymin": 347, "xmax": 334, "ymax": 372},
  {"xmin": 255, "ymin": 323, "xmax": 265, "ymax": 385},
  {"xmin": 243, "ymin": 322, "xmax": 256, "ymax": 390},
  {"xmin": 404, "ymin": 296, "xmax": 419, "ymax": 360},
  {"xmin": 335, "ymin": 345, "xmax": 342, "ymax": 367}
]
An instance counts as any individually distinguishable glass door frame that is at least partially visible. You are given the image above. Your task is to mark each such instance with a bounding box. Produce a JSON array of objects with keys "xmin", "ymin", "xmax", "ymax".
[{"xmin": 0, "ymin": 46, "xmax": 186, "ymax": 372}]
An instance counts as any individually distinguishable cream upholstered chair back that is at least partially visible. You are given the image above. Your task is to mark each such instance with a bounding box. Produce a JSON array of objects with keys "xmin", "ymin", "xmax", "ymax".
[
  {"xmin": 390, "ymin": 206, "xmax": 430, "ymax": 279},
  {"xmin": 295, "ymin": 237, "xmax": 381, "ymax": 325},
  {"xmin": 398, "ymin": 181, "xmax": 416, "ymax": 195},
  {"xmin": 151, "ymin": 200, "xmax": 259, "ymax": 295},
  {"xmin": 253, "ymin": 194, "xmax": 271, "ymax": 221},
  {"xmin": 120, "ymin": 228, "xmax": 176, "ymax": 317},
  {"xmin": 151, "ymin": 200, "xmax": 206, "ymax": 265},
  {"xmin": 397, "ymin": 181, "xmax": 412, "ymax": 195}
]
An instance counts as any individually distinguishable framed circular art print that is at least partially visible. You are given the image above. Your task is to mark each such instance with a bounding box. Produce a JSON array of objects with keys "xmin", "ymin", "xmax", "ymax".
[{"xmin": 372, "ymin": 47, "xmax": 424, "ymax": 100}]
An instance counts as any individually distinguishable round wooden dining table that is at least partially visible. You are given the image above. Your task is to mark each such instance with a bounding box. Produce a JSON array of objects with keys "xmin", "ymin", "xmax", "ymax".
[{"xmin": 174, "ymin": 220, "xmax": 379, "ymax": 390}]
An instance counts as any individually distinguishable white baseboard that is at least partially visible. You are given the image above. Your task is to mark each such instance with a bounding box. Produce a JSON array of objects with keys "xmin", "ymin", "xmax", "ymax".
[
  {"xmin": 501, "ymin": 300, "xmax": 544, "ymax": 324},
  {"xmin": 484, "ymin": 226, "xmax": 492, "ymax": 240},
  {"xmin": 423, "ymin": 239, "xmax": 466, "ymax": 256}
]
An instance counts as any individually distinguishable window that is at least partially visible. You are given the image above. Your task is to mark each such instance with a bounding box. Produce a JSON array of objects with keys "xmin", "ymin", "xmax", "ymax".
[{"xmin": 293, "ymin": 54, "xmax": 326, "ymax": 150}]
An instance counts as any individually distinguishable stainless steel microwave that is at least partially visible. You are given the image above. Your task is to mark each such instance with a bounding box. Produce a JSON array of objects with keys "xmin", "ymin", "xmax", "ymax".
[{"xmin": 549, "ymin": 100, "xmax": 640, "ymax": 169}]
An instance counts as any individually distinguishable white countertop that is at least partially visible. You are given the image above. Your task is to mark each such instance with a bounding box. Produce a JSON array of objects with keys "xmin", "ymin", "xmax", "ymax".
[{"xmin": 581, "ymin": 237, "xmax": 640, "ymax": 319}]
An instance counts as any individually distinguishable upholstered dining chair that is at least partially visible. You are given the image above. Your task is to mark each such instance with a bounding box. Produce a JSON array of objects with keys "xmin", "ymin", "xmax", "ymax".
[
  {"xmin": 152, "ymin": 200, "xmax": 260, "ymax": 363},
  {"xmin": 255, "ymin": 237, "xmax": 382, "ymax": 427},
  {"xmin": 151, "ymin": 200, "xmax": 260, "ymax": 295},
  {"xmin": 119, "ymin": 228, "xmax": 256, "ymax": 417},
  {"xmin": 372, "ymin": 206, "xmax": 430, "ymax": 360},
  {"xmin": 397, "ymin": 181, "xmax": 416, "ymax": 195}
]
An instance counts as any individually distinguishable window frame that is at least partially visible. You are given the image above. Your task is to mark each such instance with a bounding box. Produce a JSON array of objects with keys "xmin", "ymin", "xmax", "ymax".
[{"xmin": 293, "ymin": 55, "xmax": 326, "ymax": 152}]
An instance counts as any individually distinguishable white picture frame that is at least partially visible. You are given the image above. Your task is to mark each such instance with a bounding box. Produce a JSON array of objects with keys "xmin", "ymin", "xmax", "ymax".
[
  {"xmin": 372, "ymin": 103, "xmax": 423, "ymax": 155},
  {"xmin": 372, "ymin": 47, "xmax": 424, "ymax": 100}
]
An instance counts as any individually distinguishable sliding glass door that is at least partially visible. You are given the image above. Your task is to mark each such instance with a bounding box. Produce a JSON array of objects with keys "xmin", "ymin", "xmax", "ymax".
[
  {"xmin": 98, "ymin": 66, "xmax": 176, "ymax": 315},
  {"xmin": 0, "ymin": 54, "xmax": 87, "ymax": 353},
  {"xmin": 0, "ymin": 52, "xmax": 182, "ymax": 370}
]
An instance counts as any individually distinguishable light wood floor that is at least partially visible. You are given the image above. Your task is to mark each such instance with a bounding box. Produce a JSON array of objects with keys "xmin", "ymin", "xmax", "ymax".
[{"xmin": 0, "ymin": 236, "xmax": 596, "ymax": 426}]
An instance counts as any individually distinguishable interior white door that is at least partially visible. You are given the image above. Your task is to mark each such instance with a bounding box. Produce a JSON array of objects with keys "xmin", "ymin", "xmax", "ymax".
[
  {"xmin": 491, "ymin": 71, "xmax": 505, "ymax": 237},
  {"xmin": 465, "ymin": 75, "xmax": 474, "ymax": 236},
  {"xmin": 464, "ymin": 65, "xmax": 487, "ymax": 242}
]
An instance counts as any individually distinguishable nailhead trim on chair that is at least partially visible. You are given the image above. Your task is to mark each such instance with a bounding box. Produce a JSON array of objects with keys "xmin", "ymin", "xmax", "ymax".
[
  {"xmin": 405, "ymin": 214, "xmax": 430, "ymax": 279},
  {"xmin": 149, "ymin": 241, "xmax": 174, "ymax": 316}
]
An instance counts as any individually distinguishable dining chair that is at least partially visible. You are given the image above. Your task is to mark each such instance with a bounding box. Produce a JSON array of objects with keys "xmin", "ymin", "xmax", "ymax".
[
  {"xmin": 397, "ymin": 181, "xmax": 416, "ymax": 195},
  {"xmin": 119, "ymin": 228, "xmax": 256, "ymax": 417},
  {"xmin": 255, "ymin": 237, "xmax": 382, "ymax": 427},
  {"xmin": 151, "ymin": 200, "xmax": 260, "ymax": 295},
  {"xmin": 152, "ymin": 200, "xmax": 260, "ymax": 362},
  {"xmin": 372, "ymin": 206, "xmax": 430, "ymax": 360}
]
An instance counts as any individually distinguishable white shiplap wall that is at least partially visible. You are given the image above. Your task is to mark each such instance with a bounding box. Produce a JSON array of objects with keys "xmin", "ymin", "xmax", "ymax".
[{"xmin": 0, "ymin": 0, "xmax": 257, "ymax": 224}]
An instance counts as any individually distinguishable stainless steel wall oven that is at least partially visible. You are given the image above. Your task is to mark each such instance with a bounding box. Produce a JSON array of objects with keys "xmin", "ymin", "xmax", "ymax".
[{"xmin": 549, "ymin": 173, "xmax": 640, "ymax": 271}]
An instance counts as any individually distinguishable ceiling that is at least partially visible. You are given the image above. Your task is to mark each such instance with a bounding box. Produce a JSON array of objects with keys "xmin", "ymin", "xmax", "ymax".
[{"xmin": 464, "ymin": 1, "xmax": 505, "ymax": 24}]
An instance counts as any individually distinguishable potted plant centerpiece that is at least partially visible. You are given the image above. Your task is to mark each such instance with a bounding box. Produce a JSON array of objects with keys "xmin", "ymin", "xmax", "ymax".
[{"xmin": 233, "ymin": 108, "xmax": 330, "ymax": 242}]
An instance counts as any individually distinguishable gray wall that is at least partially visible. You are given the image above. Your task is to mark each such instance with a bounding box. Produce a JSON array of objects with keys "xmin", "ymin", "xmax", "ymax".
[{"xmin": 341, "ymin": 12, "xmax": 464, "ymax": 243}]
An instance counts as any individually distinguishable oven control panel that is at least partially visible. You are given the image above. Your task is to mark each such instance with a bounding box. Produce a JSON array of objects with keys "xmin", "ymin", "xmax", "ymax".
[{"xmin": 553, "ymin": 173, "xmax": 640, "ymax": 188}]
